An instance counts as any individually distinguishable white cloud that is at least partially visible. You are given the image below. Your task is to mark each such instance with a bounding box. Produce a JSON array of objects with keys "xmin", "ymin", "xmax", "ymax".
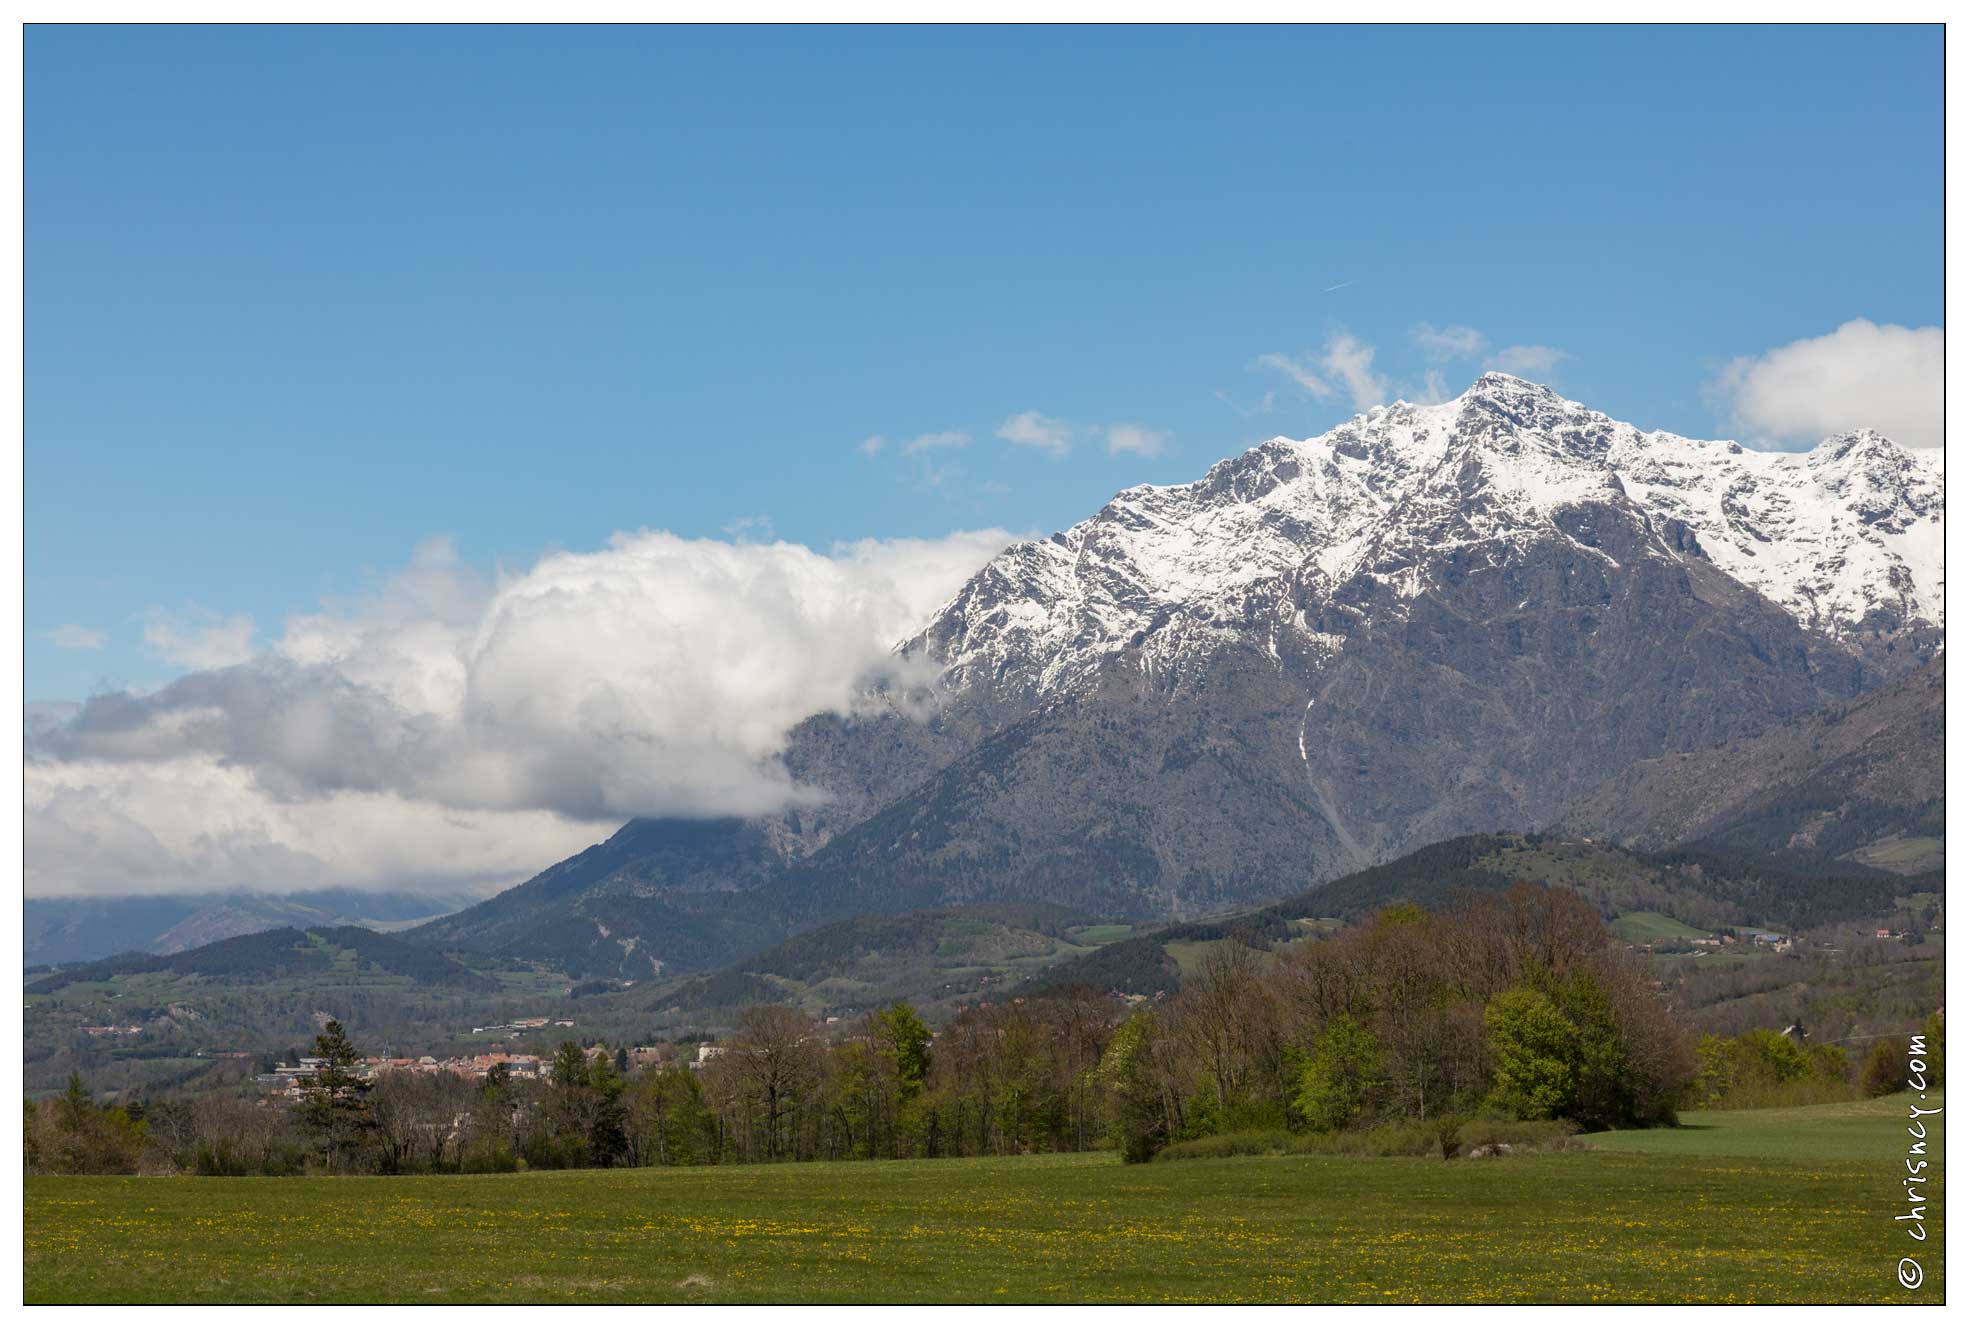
[
  {"xmin": 997, "ymin": 410, "xmax": 1075, "ymax": 458},
  {"xmin": 1318, "ymin": 332, "xmax": 1388, "ymax": 411},
  {"xmin": 25, "ymin": 757, "xmax": 612, "ymax": 899},
  {"xmin": 1258, "ymin": 332, "xmax": 1389, "ymax": 411},
  {"xmin": 1413, "ymin": 323, "xmax": 1486, "ymax": 359},
  {"xmin": 1255, "ymin": 351, "xmax": 1334, "ymax": 400},
  {"xmin": 1714, "ymin": 318, "xmax": 1943, "ymax": 449},
  {"xmin": 856, "ymin": 434, "xmax": 886, "ymax": 457},
  {"xmin": 901, "ymin": 429, "xmax": 970, "ymax": 455},
  {"xmin": 1106, "ymin": 423, "xmax": 1169, "ymax": 458},
  {"xmin": 1487, "ymin": 344, "xmax": 1569, "ymax": 377},
  {"xmin": 44, "ymin": 624, "xmax": 104, "ymax": 650},
  {"xmin": 29, "ymin": 528, "xmax": 1016, "ymax": 897},
  {"xmin": 141, "ymin": 609, "xmax": 257, "ymax": 670}
]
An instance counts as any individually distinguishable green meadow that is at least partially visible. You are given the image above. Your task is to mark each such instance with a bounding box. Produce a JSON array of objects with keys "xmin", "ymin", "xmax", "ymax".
[
  {"xmin": 27, "ymin": 1095, "xmax": 1941, "ymax": 1304},
  {"xmin": 1609, "ymin": 911, "xmax": 1712, "ymax": 944}
]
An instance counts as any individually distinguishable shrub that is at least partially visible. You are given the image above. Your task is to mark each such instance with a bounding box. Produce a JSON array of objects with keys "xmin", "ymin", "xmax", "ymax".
[
  {"xmin": 460, "ymin": 1138, "xmax": 520, "ymax": 1173},
  {"xmin": 26, "ymin": 1076, "xmax": 147, "ymax": 1175},
  {"xmin": 1861, "ymin": 1040, "xmax": 1909, "ymax": 1097},
  {"xmin": 1152, "ymin": 1117, "xmax": 1572, "ymax": 1163}
]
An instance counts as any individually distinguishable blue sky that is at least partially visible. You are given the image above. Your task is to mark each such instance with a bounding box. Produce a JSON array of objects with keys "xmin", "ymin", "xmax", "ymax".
[{"xmin": 27, "ymin": 24, "xmax": 1943, "ymax": 702}]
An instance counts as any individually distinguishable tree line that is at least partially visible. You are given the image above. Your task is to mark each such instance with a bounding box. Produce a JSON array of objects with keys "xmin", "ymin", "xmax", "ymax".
[{"xmin": 25, "ymin": 883, "xmax": 1942, "ymax": 1176}]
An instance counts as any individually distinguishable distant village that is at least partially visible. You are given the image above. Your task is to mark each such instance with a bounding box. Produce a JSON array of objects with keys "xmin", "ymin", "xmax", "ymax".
[
  {"xmin": 253, "ymin": 1022, "xmax": 738, "ymax": 1100},
  {"xmin": 257, "ymin": 1051, "xmax": 549, "ymax": 1099},
  {"xmin": 1623, "ymin": 921, "xmax": 1934, "ymax": 960}
]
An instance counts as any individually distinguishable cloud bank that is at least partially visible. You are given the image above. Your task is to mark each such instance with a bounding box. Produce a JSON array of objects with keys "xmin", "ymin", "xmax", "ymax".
[
  {"xmin": 1716, "ymin": 318, "xmax": 1943, "ymax": 449},
  {"xmin": 28, "ymin": 528, "xmax": 1015, "ymax": 898}
]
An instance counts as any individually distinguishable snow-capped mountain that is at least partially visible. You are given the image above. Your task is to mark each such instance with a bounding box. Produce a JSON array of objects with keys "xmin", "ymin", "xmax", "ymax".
[
  {"xmin": 911, "ymin": 373, "xmax": 1941, "ymax": 709},
  {"xmin": 419, "ymin": 374, "xmax": 1938, "ymax": 978}
]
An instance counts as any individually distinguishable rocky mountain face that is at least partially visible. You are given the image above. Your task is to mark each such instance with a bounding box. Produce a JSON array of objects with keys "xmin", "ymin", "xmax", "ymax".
[
  {"xmin": 909, "ymin": 373, "xmax": 1940, "ymax": 703},
  {"xmin": 1562, "ymin": 657, "xmax": 1944, "ymax": 870},
  {"xmin": 413, "ymin": 374, "xmax": 1943, "ymax": 977}
]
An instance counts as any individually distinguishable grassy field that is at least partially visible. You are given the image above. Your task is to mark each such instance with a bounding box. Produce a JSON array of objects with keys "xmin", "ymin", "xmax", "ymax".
[
  {"xmin": 1851, "ymin": 835, "xmax": 1947, "ymax": 874},
  {"xmin": 1065, "ymin": 924, "xmax": 1136, "ymax": 946},
  {"xmin": 27, "ymin": 1096, "xmax": 1941, "ymax": 1304},
  {"xmin": 1610, "ymin": 911, "xmax": 1711, "ymax": 944},
  {"xmin": 1582, "ymin": 1094, "xmax": 1941, "ymax": 1163}
]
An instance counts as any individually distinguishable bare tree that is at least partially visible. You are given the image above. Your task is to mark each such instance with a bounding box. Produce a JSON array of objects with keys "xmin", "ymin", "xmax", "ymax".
[{"xmin": 729, "ymin": 1006, "xmax": 823, "ymax": 1162}]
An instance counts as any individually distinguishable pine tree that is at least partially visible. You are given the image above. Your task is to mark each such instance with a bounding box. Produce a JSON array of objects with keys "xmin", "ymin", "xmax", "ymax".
[{"xmin": 298, "ymin": 1019, "xmax": 374, "ymax": 1169}]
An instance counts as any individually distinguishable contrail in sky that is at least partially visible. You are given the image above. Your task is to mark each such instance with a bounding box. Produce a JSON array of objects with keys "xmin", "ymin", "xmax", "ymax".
[{"xmin": 1324, "ymin": 280, "xmax": 1354, "ymax": 292}]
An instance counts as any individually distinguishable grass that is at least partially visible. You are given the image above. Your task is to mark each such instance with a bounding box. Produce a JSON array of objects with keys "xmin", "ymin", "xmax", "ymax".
[
  {"xmin": 1851, "ymin": 836, "xmax": 1946, "ymax": 875},
  {"xmin": 1610, "ymin": 911, "xmax": 1711, "ymax": 944},
  {"xmin": 1582, "ymin": 1092, "xmax": 1941, "ymax": 1163},
  {"xmin": 27, "ymin": 1096, "xmax": 1942, "ymax": 1304}
]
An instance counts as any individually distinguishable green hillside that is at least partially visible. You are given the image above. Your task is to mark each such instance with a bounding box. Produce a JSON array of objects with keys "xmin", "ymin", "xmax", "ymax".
[
  {"xmin": 1023, "ymin": 832, "xmax": 1933, "ymax": 998},
  {"xmin": 651, "ymin": 902, "xmax": 1116, "ymax": 1021},
  {"xmin": 1610, "ymin": 912, "xmax": 1712, "ymax": 943}
]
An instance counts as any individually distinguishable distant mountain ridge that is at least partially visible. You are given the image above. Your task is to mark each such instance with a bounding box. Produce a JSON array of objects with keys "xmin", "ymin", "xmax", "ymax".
[
  {"xmin": 1016, "ymin": 831, "xmax": 1935, "ymax": 1001},
  {"xmin": 25, "ymin": 888, "xmax": 479, "ymax": 969},
  {"xmin": 25, "ymin": 923, "xmax": 495, "ymax": 994},
  {"xmin": 410, "ymin": 375, "xmax": 1942, "ymax": 978}
]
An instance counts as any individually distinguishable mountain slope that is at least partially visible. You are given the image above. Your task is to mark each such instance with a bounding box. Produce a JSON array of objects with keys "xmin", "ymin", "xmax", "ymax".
[
  {"xmin": 406, "ymin": 709, "xmax": 970, "ymax": 978},
  {"xmin": 649, "ymin": 902, "xmax": 1107, "ymax": 1020},
  {"xmin": 1020, "ymin": 832, "xmax": 1931, "ymax": 998},
  {"xmin": 1562, "ymin": 657, "xmax": 1944, "ymax": 869},
  {"xmin": 415, "ymin": 375, "xmax": 1940, "ymax": 977},
  {"xmin": 24, "ymin": 889, "xmax": 480, "ymax": 969},
  {"xmin": 27, "ymin": 924, "xmax": 495, "ymax": 994}
]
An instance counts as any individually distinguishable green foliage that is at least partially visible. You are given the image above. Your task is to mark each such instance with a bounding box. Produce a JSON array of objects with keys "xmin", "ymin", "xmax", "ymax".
[
  {"xmin": 1292, "ymin": 1014, "xmax": 1385, "ymax": 1133},
  {"xmin": 1689, "ymin": 1028, "xmax": 1855, "ymax": 1110},
  {"xmin": 1097, "ymin": 1011, "xmax": 1167, "ymax": 1163},
  {"xmin": 873, "ymin": 1002, "xmax": 932, "ymax": 1099},
  {"xmin": 1916, "ymin": 1012, "xmax": 1944, "ymax": 1087},
  {"xmin": 297, "ymin": 1019, "xmax": 374, "ymax": 1167},
  {"xmin": 1860, "ymin": 1040, "xmax": 1908, "ymax": 1097},
  {"xmin": 1542, "ymin": 970, "xmax": 1634, "ymax": 1129},
  {"xmin": 25, "ymin": 1074, "xmax": 147, "ymax": 1175},
  {"xmin": 1153, "ymin": 1115, "xmax": 1571, "ymax": 1163},
  {"xmin": 457, "ymin": 1137, "xmax": 519, "ymax": 1173},
  {"xmin": 538, "ymin": 1041, "xmax": 629, "ymax": 1167},
  {"xmin": 550, "ymin": 1041, "xmax": 589, "ymax": 1088},
  {"xmin": 628, "ymin": 1066, "xmax": 719, "ymax": 1166},
  {"xmin": 1484, "ymin": 988, "xmax": 1579, "ymax": 1121}
]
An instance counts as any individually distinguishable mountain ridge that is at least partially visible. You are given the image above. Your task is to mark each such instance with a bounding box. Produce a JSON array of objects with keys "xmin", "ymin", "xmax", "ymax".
[{"xmin": 409, "ymin": 375, "xmax": 1941, "ymax": 977}]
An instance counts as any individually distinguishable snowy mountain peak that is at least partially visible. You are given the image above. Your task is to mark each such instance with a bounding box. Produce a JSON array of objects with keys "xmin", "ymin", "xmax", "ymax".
[
  {"xmin": 909, "ymin": 377, "xmax": 1942, "ymax": 706},
  {"xmin": 1459, "ymin": 369, "xmax": 1565, "ymax": 407}
]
